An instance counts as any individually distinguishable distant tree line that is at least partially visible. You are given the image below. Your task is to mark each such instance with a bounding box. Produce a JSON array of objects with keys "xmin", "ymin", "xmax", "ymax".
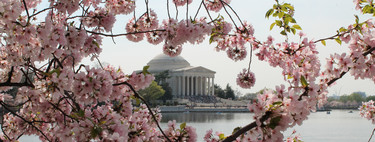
[
  {"xmin": 325, "ymin": 91, "xmax": 375, "ymax": 109},
  {"xmin": 214, "ymin": 84, "xmax": 236, "ymax": 100}
]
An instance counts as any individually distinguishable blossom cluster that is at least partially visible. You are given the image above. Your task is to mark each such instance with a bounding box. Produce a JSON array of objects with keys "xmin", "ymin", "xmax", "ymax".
[
  {"xmin": 360, "ymin": 100, "xmax": 375, "ymax": 124},
  {"xmin": 236, "ymin": 68, "xmax": 256, "ymax": 89},
  {"xmin": 0, "ymin": 0, "xmax": 374, "ymax": 141},
  {"xmin": 164, "ymin": 120, "xmax": 197, "ymax": 142},
  {"xmin": 0, "ymin": 0, "xmax": 255, "ymax": 141}
]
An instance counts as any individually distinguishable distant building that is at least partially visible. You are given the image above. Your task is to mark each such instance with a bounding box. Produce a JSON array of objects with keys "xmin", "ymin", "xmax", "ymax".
[{"xmin": 147, "ymin": 54, "xmax": 215, "ymax": 98}]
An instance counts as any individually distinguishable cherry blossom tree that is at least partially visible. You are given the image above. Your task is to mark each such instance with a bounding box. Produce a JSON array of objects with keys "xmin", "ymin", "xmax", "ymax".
[{"xmin": 0, "ymin": 0, "xmax": 374, "ymax": 141}]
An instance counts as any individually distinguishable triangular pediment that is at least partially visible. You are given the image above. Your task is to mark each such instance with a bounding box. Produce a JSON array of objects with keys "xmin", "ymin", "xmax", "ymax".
[{"xmin": 173, "ymin": 66, "xmax": 215, "ymax": 73}]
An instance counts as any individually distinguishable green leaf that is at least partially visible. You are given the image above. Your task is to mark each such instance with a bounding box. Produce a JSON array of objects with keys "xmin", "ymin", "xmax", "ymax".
[
  {"xmin": 335, "ymin": 38, "xmax": 342, "ymax": 45},
  {"xmin": 300, "ymin": 76, "xmax": 308, "ymax": 87},
  {"xmin": 92, "ymin": 40, "xmax": 100, "ymax": 48},
  {"xmin": 363, "ymin": 5, "xmax": 374, "ymax": 14},
  {"xmin": 270, "ymin": 22, "xmax": 276, "ymax": 30},
  {"xmin": 278, "ymin": 12, "xmax": 285, "ymax": 18},
  {"xmin": 78, "ymin": 110, "xmax": 85, "ymax": 117},
  {"xmin": 272, "ymin": 101, "xmax": 282, "ymax": 106},
  {"xmin": 275, "ymin": 20, "xmax": 282, "ymax": 26},
  {"xmin": 49, "ymin": 68, "xmax": 61, "ymax": 77},
  {"xmin": 90, "ymin": 126, "xmax": 103, "ymax": 138},
  {"xmin": 291, "ymin": 18, "xmax": 297, "ymax": 23},
  {"xmin": 339, "ymin": 27, "xmax": 347, "ymax": 33},
  {"xmin": 355, "ymin": 15, "xmax": 359, "ymax": 24},
  {"xmin": 265, "ymin": 9, "xmax": 274, "ymax": 18},
  {"xmin": 280, "ymin": 30, "xmax": 287, "ymax": 36},
  {"xmin": 219, "ymin": 133, "xmax": 225, "ymax": 140},
  {"xmin": 269, "ymin": 116, "xmax": 282, "ymax": 129},
  {"xmin": 284, "ymin": 15, "xmax": 292, "ymax": 24},
  {"xmin": 291, "ymin": 28, "xmax": 296, "ymax": 35},
  {"xmin": 142, "ymin": 66, "xmax": 151, "ymax": 75},
  {"xmin": 287, "ymin": 75, "xmax": 293, "ymax": 79},
  {"xmin": 272, "ymin": 11, "xmax": 279, "ymax": 17},
  {"xmin": 180, "ymin": 122, "xmax": 186, "ymax": 130},
  {"xmin": 135, "ymin": 98, "xmax": 141, "ymax": 105},
  {"xmin": 321, "ymin": 40, "xmax": 326, "ymax": 46},
  {"xmin": 283, "ymin": 3, "xmax": 294, "ymax": 11},
  {"xmin": 292, "ymin": 24, "xmax": 302, "ymax": 30},
  {"xmin": 232, "ymin": 127, "xmax": 241, "ymax": 134}
]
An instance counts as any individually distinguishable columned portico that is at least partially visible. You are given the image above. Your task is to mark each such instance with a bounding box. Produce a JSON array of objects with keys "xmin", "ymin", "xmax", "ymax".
[{"xmin": 147, "ymin": 54, "xmax": 216, "ymax": 98}]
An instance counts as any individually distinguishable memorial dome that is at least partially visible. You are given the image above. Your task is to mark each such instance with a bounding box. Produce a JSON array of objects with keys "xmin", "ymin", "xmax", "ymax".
[{"xmin": 147, "ymin": 54, "xmax": 190, "ymax": 72}]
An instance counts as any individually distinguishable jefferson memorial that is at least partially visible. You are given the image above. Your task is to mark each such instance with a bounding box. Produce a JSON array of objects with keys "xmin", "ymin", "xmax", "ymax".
[{"xmin": 147, "ymin": 54, "xmax": 215, "ymax": 98}]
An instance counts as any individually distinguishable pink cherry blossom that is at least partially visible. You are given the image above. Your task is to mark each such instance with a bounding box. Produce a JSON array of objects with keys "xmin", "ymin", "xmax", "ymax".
[{"xmin": 236, "ymin": 69, "xmax": 256, "ymax": 89}]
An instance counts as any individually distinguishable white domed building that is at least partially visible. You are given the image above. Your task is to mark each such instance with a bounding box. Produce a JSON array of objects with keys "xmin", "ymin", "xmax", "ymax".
[{"xmin": 147, "ymin": 54, "xmax": 215, "ymax": 98}]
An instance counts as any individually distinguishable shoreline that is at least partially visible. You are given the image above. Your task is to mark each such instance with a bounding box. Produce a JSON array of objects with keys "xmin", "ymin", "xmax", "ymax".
[{"xmin": 159, "ymin": 105, "xmax": 249, "ymax": 113}]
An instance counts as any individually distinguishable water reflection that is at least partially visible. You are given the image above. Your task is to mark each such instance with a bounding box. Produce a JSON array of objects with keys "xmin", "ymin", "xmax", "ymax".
[{"xmin": 160, "ymin": 110, "xmax": 374, "ymax": 142}]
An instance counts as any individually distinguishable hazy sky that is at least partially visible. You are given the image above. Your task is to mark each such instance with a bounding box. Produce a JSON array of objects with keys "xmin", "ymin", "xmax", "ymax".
[{"xmin": 94, "ymin": 0, "xmax": 375, "ymax": 96}]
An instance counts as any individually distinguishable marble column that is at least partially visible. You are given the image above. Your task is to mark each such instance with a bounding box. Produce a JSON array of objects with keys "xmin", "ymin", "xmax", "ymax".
[
  {"xmin": 182, "ymin": 76, "xmax": 185, "ymax": 97},
  {"xmin": 187, "ymin": 76, "xmax": 190, "ymax": 96},
  {"xmin": 195, "ymin": 76, "xmax": 198, "ymax": 96},
  {"xmin": 211, "ymin": 77, "xmax": 215, "ymax": 96},
  {"xmin": 199, "ymin": 77, "xmax": 202, "ymax": 95},
  {"xmin": 203, "ymin": 77, "xmax": 207, "ymax": 95},
  {"xmin": 177, "ymin": 76, "xmax": 180, "ymax": 97},
  {"xmin": 190, "ymin": 76, "xmax": 194, "ymax": 96}
]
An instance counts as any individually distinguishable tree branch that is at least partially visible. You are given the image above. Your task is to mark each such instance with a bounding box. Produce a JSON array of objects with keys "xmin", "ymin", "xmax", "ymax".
[
  {"xmin": 113, "ymin": 81, "xmax": 172, "ymax": 142},
  {"xmin": 369, "ymin": 128, "xmax": 375, "ymax": 142},
  {"xmin": 223, "ymin": 111, "xmax": 272, "ymax": 142},
  {"xmin": 0, "ymin": 100, "xmax": 51, "ymax": 142}
]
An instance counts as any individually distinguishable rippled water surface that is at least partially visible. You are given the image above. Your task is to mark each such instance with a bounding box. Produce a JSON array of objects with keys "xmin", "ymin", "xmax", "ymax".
[
  {"xmin": 16, "ymin": 109, "xmax": 375, "ymax": 142},
  {"xmin": 160, "ymin": 110, "xmax": 374, "ymax": 142}
]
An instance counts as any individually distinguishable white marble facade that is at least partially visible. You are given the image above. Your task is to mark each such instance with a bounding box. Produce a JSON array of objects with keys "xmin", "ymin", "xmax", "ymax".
[{"xmin": 147, "ymin": 54, "xmax": 215, "ymax": 98}]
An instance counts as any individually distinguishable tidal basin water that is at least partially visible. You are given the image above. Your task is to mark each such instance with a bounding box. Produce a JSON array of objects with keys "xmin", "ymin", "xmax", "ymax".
[
  {"xmin": 18, "ymin": 109, "xmax": 375, "ymax": 141},
  {"xmin": 160, "ymin": 110, "xmax": 374, "ymax": 142}
]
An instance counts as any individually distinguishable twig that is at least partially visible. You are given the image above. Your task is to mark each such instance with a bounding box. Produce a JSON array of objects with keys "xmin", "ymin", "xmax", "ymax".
[
  {"xmin": 220, "ymin": 0, "xmax": 246, "ymax": 29},
  {"xmin": 247, "ymin": 43, "xmax": 253, "ymax": 71},
  {"xmin": 186, "ymin": 0, "xmax": 189, "ymax": 25},
  {"xmin": 167, "ymin": 0, "xmax": 171, "ymax": 19},
  {"xmin": 369, "ymin": 128, "xmax": 375, "ymax": 142},
  {"xmin": 220, "ymin": 0, "xmax": 238, "ymax": 30},
  {"xmin": 113, "ymin": 81, "xmax": 172, "ymax": 142},
  {"xmin": 22, "ymin": 0, "xmax": 30, "ymax": 25},
  {"xmin": 223, "ymin": 111, "xmax": 272, "ymax": 142},
  {"xmin": 85, "ymin": 29, "xmax": 166, "ymax": 37},
  {"xmin": 0, "ymin": 101, "xmax": 51, "ymax": 142},
  {"xmin": 194, "ymin": 1, "xmax": 203, "ymax": 20},
  {"xmin": 326, "ymin": 46, "xmax": 375, "ymax": 86},
  {"xmin": 202, "ymin": 1, "xmax": 214, "ymax": 22},
  {"xmin": 30, "ymin": 7, "xmax": 53, "ymax": 18}
]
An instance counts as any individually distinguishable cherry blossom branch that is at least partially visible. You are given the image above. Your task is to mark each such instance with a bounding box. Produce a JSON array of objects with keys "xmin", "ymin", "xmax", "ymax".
[
  {"xmin": 368, "ymin": 128, "xmax": 375, "ymax": 142},
  {"xmin": 223, "ymin": 111, "xmax": 272, "ymax": 142},
  {"xmin": 113, "ymin": 81, "xmax": 172, "ymax": 142},
  {"xmin": 327, "ymin": 46, "xmax": 375, "ymax": 86},
  {"xmin": 313, "ymin": 30, "xmax": 351, "ymax": 43},
  {"xmin": 0, "ymin": 67, "xmax": 34, "ymax": 88},
  {"xmin": 0, "ymin": 100, "xmax": 51, "ymax": 142},
  {"xmin": 1, "ymin": 109, "xmax": 11, "ymax": 140},
  {"xmin": 186, "ymin": 0, "xmax": 189, "ymax": 24},
  {"xmin": 202, "ymin": 1, "xmax": 214, "ymax": 22},
  {"xmin": 248, "ymin": 43, "xmax": 253, "ymax": 71},
  {"xmin": 219, "ymin": 0, "xmax": 238, "ymax": 29},
  {"xmin": 21, "ymin": 0, "xmax": 30, "ymax": 26},
  {"xmin": 48, "ymin": 101, "xmax": 77, "ymax": 122},
  {"xmin": 167, "ymin": 0, "xmax": 171, "ymax": 19},
  {"xmin": 220, "ymin": 0, "xmax": 246, "ymax": 30},
  {"xmin": 85, "ymin": 29, "xmax": 166, "ymax": 37},
  {"xmin": 193, "ymin": 1, "xmax": 203, "ymax": 20},
  {"xmin": 30, "ymin": 7, "xmax": 53, "ymax": 18}
]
